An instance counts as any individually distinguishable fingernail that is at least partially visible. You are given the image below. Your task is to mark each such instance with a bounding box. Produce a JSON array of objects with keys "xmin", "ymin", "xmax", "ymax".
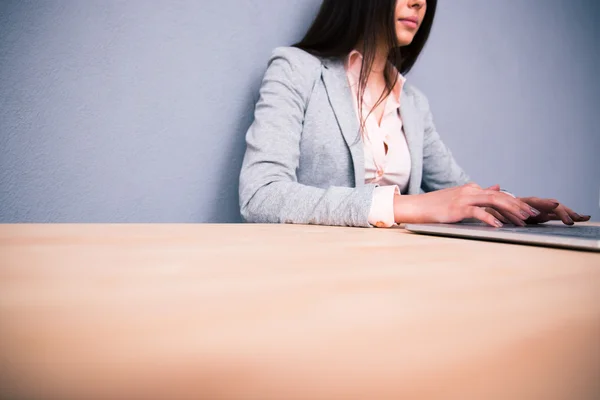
[
  {"xmin": 530, "ymin": 207, "xmax": 540, "ymax": 216},
  {"xmin": 567, "ymin": 217, "xmax": 574, "ymax": 225},
  {"xmin": 494, "ymin": 219, "xmax": 503, "ymax": 228},
  {"xmin": 513, "ymin": 219, "xmax": 525, "ymax": 227},
  {"xmin": 520, "ymin": 210, "xmax": 529, "ymax": 219}
]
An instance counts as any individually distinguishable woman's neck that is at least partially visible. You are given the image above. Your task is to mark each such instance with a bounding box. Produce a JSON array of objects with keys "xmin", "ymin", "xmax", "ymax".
[
  {"xmin": 355, "ymin": 40, "xmax": 389, "ymax": 83},
  {"xmin": 372, "ymin": 44, "xmax": 390, "ymax": 74}
]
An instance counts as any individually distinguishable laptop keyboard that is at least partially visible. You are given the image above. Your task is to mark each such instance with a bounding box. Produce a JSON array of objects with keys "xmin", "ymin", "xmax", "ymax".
[{"xmin": 492, "ymin": 225, "xmax": 600, "ymax": 240}]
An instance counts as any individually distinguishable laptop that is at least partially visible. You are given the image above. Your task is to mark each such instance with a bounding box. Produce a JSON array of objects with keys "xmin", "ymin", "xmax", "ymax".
[{"xmin": 405, "ymin": 222, "xmax": 600, "ymax": 252}]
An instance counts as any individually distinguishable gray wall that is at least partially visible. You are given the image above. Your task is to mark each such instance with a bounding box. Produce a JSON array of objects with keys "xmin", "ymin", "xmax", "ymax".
[{"xmin": 1, "ymin": 0, "xmax": 598, "ymax": 222}]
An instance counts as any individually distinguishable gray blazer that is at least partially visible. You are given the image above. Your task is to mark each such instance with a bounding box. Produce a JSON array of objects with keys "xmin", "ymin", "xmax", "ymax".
[{"xmin": 239, "ymin": 47, "xmax": 470, "ymax": 227}]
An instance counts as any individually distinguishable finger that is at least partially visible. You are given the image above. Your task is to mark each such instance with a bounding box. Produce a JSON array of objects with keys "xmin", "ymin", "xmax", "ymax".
[
  {"xmin": 489, "ymin": 191, "xmax": 542, "ymax": 219},
  {"xmin": 544, "ymin": 213, "xmax": 562, "ymax": 221},
  {"xmin": 561, "ymin": 205, "xmax": 591, "ymax": 223},
  {"xmin": 546, "ymin": 212, "xmax": 590, "ymax": 222},
  {"xmin": 469, "ymin": 192, "xmax": 532, "ymax": 225},
  {"xmin": 486, "ymin": 184, "xmax": 501, "ymax": 191},
  {"xmin": 528, "ymin": 214, "xmax": 552, "ymax": 224},
  {"xmin": 486, "ymin": 207, "xmax": 508, "ymax": 223},
  {"xmin": 468, "ymin": 206, "xmax": 503, "ymax": 227},
  {"xmin": 481, "ymin": 204, "xmax": 525, "ymax": 226},
  {"xmin": 511, "ymin": 197, "xmax": 543, "ymax": 218},
  {"xmin": 520, "ymin": 197, "xmax": 560, "ymax": 212},
  {"xmin": 490, "ymin": 207, "xmax": 527, "ymax": 226},
  {"xmin": 553, "ymin": 205, "xmax": 574, "ymax": 225},
  {"xmin": 524, "ymin": 212, "xmax": 553, "ymax": 224}
]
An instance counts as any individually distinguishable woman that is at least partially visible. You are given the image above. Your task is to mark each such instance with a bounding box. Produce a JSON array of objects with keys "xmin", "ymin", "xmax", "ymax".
[{"xmin": 239, "ymin": 0, "xmax": 590, "ymax": 228}]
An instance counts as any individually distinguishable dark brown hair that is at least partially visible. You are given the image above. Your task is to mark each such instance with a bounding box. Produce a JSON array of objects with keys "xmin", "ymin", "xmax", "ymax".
[{"xmin": 294, "ymin": 0, "xmax": 437, "ymax": 127}]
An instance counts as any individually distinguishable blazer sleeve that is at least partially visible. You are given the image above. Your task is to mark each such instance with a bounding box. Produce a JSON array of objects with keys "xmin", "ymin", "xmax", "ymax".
[
  {"xmin": 239, "ymin": 47, "xmax": 376, "ymax": 227},
  {"xmin": 410, "ymin": 87, "xmax": 471, "ymax": 192}
]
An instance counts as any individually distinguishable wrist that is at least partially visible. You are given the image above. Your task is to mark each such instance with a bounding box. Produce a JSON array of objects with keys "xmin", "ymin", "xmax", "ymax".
[{"xmin": 393, "ymin": 194, "xmax": 422, "ymax": 224}]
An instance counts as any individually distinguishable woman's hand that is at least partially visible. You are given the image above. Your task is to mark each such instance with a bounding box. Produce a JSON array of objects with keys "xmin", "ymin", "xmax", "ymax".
[
  {"xmin": 487, "ymin": 196, "xmax": 591, "ymax": 226},
  {"xmin": 393, "ymin": 183, "xmax": 539, "ymax": 227}
]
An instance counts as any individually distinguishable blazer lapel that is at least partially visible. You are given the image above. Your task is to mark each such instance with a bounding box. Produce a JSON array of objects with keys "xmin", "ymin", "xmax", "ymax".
[
  {"xmin": 321, "ymin": 58, "xmax": 364, "ymax": 187},
  {"xmin": 399, "ymin": 93, "xmax": 423, "ymax": 194}
]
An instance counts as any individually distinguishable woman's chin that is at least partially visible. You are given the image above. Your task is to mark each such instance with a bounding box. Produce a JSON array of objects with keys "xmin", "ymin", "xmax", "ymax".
[{"xmin": 396, "ymin": 32, "xmax": 416, "ymax": 47}]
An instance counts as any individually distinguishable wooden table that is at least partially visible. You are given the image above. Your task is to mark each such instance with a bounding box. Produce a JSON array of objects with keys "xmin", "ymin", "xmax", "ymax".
[{"xmin": 1, "ymin": 224, "xmax": 599, "ymax": 400}]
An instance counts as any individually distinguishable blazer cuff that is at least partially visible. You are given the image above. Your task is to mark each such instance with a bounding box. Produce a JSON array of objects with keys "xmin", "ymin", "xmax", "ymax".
[{"xmin": 368, "ymin": 185, "xmax": 400, "ymax": 228}]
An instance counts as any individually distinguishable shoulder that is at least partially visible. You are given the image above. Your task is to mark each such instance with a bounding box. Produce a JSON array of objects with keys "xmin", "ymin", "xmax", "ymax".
[
  {"xmin": 267, "ymin": 47, "xmax": 323, "ymax": 84},
  {"xmin": 262, "ymin": 46, "xmax": 324, "ymax": 100},
  {"xmin": 269, "ymin": 46, "xmax": 324, "ymax": 72}
]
